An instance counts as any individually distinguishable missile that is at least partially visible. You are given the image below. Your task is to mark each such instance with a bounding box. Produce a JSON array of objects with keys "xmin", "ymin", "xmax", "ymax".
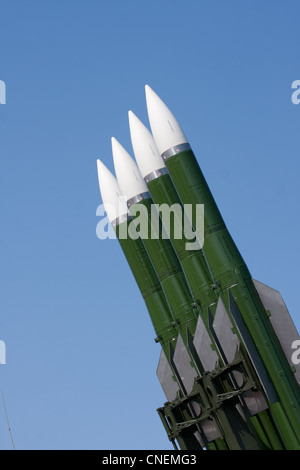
[
  {"xmin": 145, "ymin": 85, "xmax": 300, "ymax": 448},
  {"xmin": 111, "ymin": 138, "xmax": 269, "ymax": 450},
  {"xmin": 128, "ymin": 110, "xmax": 217, "ymax": 321},
  {"xmin": 128, "ymin": 109, "xmax": 223, "ymax": 388},
  {"xmin": 95, "ymin": 87, "xmax": 300, "ymax": 450},
  {"xmin": 111, "ymin": 137, "xmax": 199, "ymax": 352},
  {"xmin": 96, "ymin": 159, "xmax": 178, "ymax": 359}
]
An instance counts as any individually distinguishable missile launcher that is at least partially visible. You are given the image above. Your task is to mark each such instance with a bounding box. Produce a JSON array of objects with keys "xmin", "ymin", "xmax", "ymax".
[{"xmin": 96, "ymin": 86, "xmax": 300, "ymax": 450}]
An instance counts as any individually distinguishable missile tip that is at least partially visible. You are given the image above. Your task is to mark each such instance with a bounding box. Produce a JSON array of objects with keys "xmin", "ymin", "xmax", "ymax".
[
  {"xmin": 111, "ymin": 137, "xmax": 124, "ymax": 157},
  {"xmin": 96, "ymin": 159, "xmax": 108, "ymax": 180},
  {"xmin": 145, "ymin": 85, "xmax": 188, "ymax": 153},
  {"xmin": 128, "ymin": 109, "xmax": 137, "ymax": 121},
  {"xmin": 128, "ymin": 110, "xmax": 138, "ymax": 124},
  {"xmin": 145, "ymin": 84, "xmax": 155, "ymax": 96}
]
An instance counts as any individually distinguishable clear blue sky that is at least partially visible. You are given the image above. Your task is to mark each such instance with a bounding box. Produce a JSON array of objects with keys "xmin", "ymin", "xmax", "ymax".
[{"xmin": 0, "ymin": 0, "xmax": 299, "ymax": 450}]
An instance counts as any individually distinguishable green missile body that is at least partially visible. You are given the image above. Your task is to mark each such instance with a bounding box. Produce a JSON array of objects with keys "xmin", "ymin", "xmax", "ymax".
[
  {"xmin": 111, "ymin": 138, "xmax": 199, "ymax": 359},
  {"xmin": 96, "ymin": 159, "xmax": 177, "ymax": 358},
  {"xmin": 128, "ymin": 111, "xmax": 216, "ymax": 319},
  {"xmin": 145, "ymin": 85, "xmax": 300, "ymax": 448}
]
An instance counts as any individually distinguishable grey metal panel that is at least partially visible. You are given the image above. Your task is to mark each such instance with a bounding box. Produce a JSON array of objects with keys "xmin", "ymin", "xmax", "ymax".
[
  {"xmin": 253, "ymin": 278, "xmax": 300, "ymax": 385},
  {"xmin": 172, "ymin": 335, "xmax": 197, "ymax": 395},
  {"xmin": 228, "ymin": 291, "xmax": 278, "ymax": 404},
  {"xmin": 192, "ymin": 431, "xmax": 205, "ymax": 448},
  {"xmin": 242, "ymin": 389, "xmax": 268, "ymax": 416},
  {"xmin": 156, "ymin": 350, "xmax": 180, "ymax": 402},
  {"xmin": 201, "ymin": 419, "xmax": 222, "ymax": 442},
  {"xmin": 193, "ymin": 315, "xmax": 218, "ymax": 372},
  {"xmin": 212, "ymin": 297, "xmax": 240, "ymax": 363}
]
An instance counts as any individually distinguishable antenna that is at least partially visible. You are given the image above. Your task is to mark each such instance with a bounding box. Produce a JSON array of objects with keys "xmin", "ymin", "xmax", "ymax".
[{"xmin": 1, "ymin": 389, "xmax": 15, "ymax": 450}]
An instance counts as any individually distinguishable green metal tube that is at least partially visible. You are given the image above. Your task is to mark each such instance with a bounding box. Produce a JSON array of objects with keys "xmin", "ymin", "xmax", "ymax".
[
  {"xmin": 127, "ymin": 196, "xmax": 199, "ymax": 354},
  {"xmin": 251, "ymin": 410, "xmax": 284, "ymax": 450},
  {"xmin": 114, "ymin": 215, "xmax": 177, "ymax": 361},
  {"xmin": 145, "ymin": 172, "xmax": 217, "ymax": 318}
]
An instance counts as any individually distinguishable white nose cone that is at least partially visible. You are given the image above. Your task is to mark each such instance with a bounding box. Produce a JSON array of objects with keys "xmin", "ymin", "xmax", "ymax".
[
  {"xmin": 96, "ymin": 159, "xmax": 128, "ymax": 224},
  {"xmin": 145, "ymin": 85, "xmax": 189, "ymax": 155},
  {"xmin": 111, "ymin": 137, "xmax": 148, "ymax": 202},
  {"xmin": 128, "ymin": 110, "xmax": 165, "ymax": 179}
]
